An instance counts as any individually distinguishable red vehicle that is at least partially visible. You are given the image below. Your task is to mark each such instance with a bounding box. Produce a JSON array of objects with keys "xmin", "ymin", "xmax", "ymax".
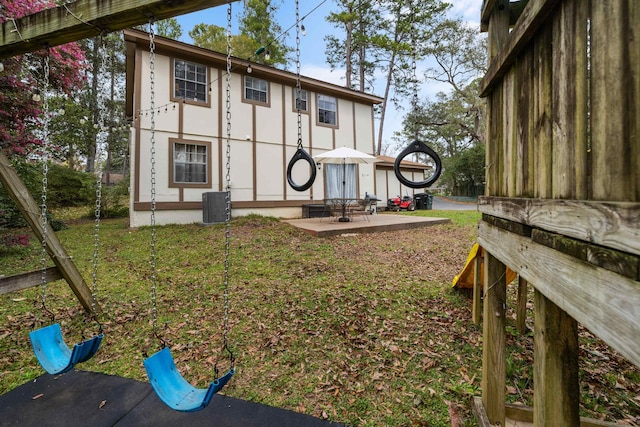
[{"xmin": 387, "ymin": 195, "xmax": 415, "ymax": 211}]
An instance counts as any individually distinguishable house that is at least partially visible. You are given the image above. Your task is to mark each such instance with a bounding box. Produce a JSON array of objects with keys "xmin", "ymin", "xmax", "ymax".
[{"xmin": 124, "ymin": 29, "xmax": 430, "ymax": 226}]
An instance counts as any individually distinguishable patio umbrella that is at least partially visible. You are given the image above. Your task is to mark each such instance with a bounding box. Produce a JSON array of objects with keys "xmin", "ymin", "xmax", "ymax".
[{"xmin": 313, "ymin": 147, "xmax": 380, "ymax": 221}]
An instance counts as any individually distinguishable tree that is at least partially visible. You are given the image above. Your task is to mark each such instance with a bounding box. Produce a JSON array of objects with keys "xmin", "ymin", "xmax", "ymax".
[
  {"xmin": 189, "ymin": 0, "xmax": 289, "ymax": 67},
  {"xmin": 325, "ymin": 0, "xmax": 379, "ymax": 92},
  {"xmin": 157, "ymin": 18, "xmax": 182, "ymax": 40},
  {"xmin": 0, "ymin": 0, "xmax": 87, "ymax": 157},
  {"xmin": 325, "ymin": 0, "xmax": 449, "ymax": 155},
  {"xmin": 395, "ymin": 19, "xmax": 488, "ymax": 196}
]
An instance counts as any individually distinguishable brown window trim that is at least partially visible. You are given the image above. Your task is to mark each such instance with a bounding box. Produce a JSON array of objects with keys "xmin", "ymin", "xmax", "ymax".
[
  {"xmin": 169, "ymin": 58, "xmax": 212, "ymax": 108},
  {"xmin": 242, "ymin": 75, "xmax": 271, "ymax": 107},
  {"xmin": 316, "ymin": 93, "xmax": 339, "ymax": 128},
  {"xmin": 291, "ymin": 87, "xmax": 310, "ymax": 114},
  {"xmin": 168, "ymin": 137, "xmax": 212, "ymax": 188}
]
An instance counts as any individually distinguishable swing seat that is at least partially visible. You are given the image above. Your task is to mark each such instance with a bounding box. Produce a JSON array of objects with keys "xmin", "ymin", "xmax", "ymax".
[
  {"xmin": 144, "ymin": 347, "xmax": 235, "ymax": 412},
  {"xmin": 29, "ymin": 323, "xmax": 104, "ymax": 375}
]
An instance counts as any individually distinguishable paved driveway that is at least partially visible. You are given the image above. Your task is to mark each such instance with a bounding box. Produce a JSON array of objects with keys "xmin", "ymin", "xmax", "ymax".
[{"xmin": 431, "ymin": 196, "xmax": 478, "ymax": 211}]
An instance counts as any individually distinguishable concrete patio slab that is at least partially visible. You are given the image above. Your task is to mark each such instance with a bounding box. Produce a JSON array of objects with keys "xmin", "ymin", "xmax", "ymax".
[{"xmin": 282, "ymin": 214, "xmax": 450, "ymax": 237}]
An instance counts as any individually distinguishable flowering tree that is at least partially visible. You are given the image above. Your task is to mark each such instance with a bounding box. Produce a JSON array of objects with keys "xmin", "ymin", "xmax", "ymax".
[{"xmin": 0, "ymin": 0, "xmax": 87, "ymax": 156}]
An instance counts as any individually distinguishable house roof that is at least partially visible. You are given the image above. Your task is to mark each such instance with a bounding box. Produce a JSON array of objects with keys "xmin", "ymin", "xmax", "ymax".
[
  {"xmin": 375, "ymin": 155, "xmax": 433, "ymax": 171},
  {"xmin": 123, "ymin": 28, "xmax": 384, "ymax": 120}
]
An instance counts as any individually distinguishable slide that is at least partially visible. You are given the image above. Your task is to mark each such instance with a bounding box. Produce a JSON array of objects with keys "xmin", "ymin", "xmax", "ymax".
[{"xmin": 452, "ymin": 243, "xmax": 516, "ymax": 289}]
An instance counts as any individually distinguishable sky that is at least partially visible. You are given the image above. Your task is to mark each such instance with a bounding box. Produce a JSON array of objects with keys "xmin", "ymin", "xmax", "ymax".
[{"xmin": 174, "ymin": 0, "xmax": 484, "ymax": 153}]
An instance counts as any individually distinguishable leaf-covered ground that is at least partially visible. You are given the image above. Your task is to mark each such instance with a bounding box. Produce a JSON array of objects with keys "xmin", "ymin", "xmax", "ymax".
[{"xmin": 0, "ymin": 211, "xmax": 638, "ymax": 426}]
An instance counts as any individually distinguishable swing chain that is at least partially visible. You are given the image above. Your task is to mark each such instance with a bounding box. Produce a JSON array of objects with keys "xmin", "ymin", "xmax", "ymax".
[
  {"xmin": 222, "ymin": 0, "xmax": 232, "ymax": 361},
  {"xmin": 409, "ymin": 0, "xmax": 419, "ymax": 141},
  {"xmin": 90, "ymin": 34, "xmax": 108, "ymax": 325},
  {"xmin": 295, "ymin": 0, "xmax": 303, "ymax": 150},
  {"xmin": 39, "ymin": 51, "xmax": 54, "ymax": 324},
  {"xmin": 148, "ymin": 19, "xmax": 159, "ymax": 342}
]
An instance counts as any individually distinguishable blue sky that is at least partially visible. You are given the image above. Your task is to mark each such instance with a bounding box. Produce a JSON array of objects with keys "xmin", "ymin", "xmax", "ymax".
[{"xmin": 175, "ymin": 0, "xmax": 484, "ymax": 153}]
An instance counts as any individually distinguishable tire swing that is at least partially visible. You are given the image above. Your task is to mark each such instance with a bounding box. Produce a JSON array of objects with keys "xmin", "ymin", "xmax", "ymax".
[
  {"xmin": 393, "ymin": 5, "xmax": 441, "ymax": 189},
  {"xmin": 286, "ymin": 0, "xmax": 316, "ymax": 192},
  {"xmin": 142, "ymin": 15, "xmax": 235, "ymax": 413},
  {"xmin": 30, "ymin": 49, "xmax": 104, "ymax": 375}
]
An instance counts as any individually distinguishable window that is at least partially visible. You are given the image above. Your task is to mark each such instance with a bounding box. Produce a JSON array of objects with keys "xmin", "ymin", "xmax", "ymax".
[
  {"xmin": 325, "ymin": 164, "xmax": 356, "ymax": 199},
  {"xmin": 172, "ymin": 141, "xmax": 209, "ymax": 185},
  {"xmin": 294, "ymin": 88, "xmax": 308, "ymax": 112},
  {"xmin": 244, "ymin": 76, "xmax": 269, "ymax": 104},
  {"xmin": 317, "ymin": 94, "xmax": 337, "ymax": 125},
  {"xmin": 174, "ymin": 59, "xmax": 207, "ymax": 103}
]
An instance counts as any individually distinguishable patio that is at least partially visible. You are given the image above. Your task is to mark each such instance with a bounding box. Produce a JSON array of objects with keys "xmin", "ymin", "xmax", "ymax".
[{"xmin": 282, "ymin": 213, "xmax": 451, "ymax": 237}]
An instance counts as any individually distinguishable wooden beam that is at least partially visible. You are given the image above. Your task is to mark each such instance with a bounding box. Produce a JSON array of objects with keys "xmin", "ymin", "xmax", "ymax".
[
  {"xmin": 0, "ymin": 0, "xmax": 236, "ymax": 59},
  {"xmin": 505, "ymin": 402, "xmax": 632, "ymax": 427},
  {"xmin": 478, "ymin": 220, "xmax": 640, "ymax": 369},
  {"xmin": 515, "ymin": 277, "xmax": 528, "ymax": 334},
  {"xmin": 532, "ymin": 229, "xmax": 639, "ymax": 280},
  {"xmin": 0, "ymin": 151, "xmax": 99, "ymax": 314},
  {"xmin": 472, "ymin": 252, "xmax": 483, "ymax": 325},
  {"xmin": 0, "ymin": 267, "xmax": 63, "ymax": 295},
  {"xmin": 534, "ymin": 290, "xmax": 580, "ymax": 427},
  {"xmin": 475, "ymin": 398, "xmax": 623, "ymax": 427},
  {"xmin": 481, "ymin": 251, "xmax": 506, "ymax": 426},
  {"xmin": 480, "ymin": 0, "xmax": 562, "ymax": 97},
  {"xmin": 478, "ymin": 197, "xmax": 640, "ymax": 257}
]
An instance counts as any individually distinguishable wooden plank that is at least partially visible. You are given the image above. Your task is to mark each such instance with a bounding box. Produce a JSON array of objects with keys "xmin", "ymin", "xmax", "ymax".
[
  {"xmin": 533, "ymin": 229, "xmax": 639, "ymax": 280},
  {"xmin": 485, "ymin": 2, "xmax": 510, "ymax": 197},
  {"xmin": 0, "ymin": 267, "xmax": 63, "ymax": 295},
  {"xmin": 533, "ymin": 290, "xmax": 580, "ymax": 427},
  {"xmin": 503, "ymin": 68, "xmax": 516, "ymax": 197},
  {"xmin": 0, "ymin": 151, "xmax": 99, "ymax": 314},
  {"xmin": 515, "ymin": 44, "xmax": 534, "ymax": 197},
  {"xmin": 551, "ymin": 0, "xmax": 588, "ymax": 199},
  {"xmin": 481, "ymin": 1, "xmax": 530, "ymax": 32},
  {"xmin": 590, "ymin": 0, "xmax": 632, "ymax": 201},
  {"xmin": 505, "ymin": 403, "xmax": 625, "ymax": 427},
  {"xmin": 482, "ymin": 213, "xmax": 532, "ymax": 237},
  {"xmin": 480, "ymin": 0, "xmax": 562, "ymax": 97},
  {"xmin": 481, "ymin": 251, "xmax": 506, "ymax": 426},
  {"xmin": 0, "ymin": 0, "xmax": 235, "ymax": 59},
  {"xmin": 478, "ymin": 221, "xmax": 640, "ymax": 369},
  {"xmin": 472, "ymin": 396, "xmax": 492, "ymax": 427},
  {"xmin": 478, "ymin": 197, "xmax": 640, "ymax": 256},
  {"xmin": 630, "ymin": 0, "xmax": 640, "ymax": 202},
  {"xmin": 516, "ymin": 277, "xmax": 528, "ymax": 334},
  {"xmin": 472, "ymin": 253, "xmax": 483, "ymax": 325},
  {"xmin": 485, "ymin": 86, "xmax": 503, "ymax": 196},
  {"xmin": 532, "ymin": 23, "xmax": 553, "ymax": 198}
]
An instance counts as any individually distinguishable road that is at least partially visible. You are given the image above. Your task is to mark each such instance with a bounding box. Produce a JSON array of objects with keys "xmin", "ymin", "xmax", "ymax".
[{"xmin": 431, "ymin": 196, "xmax": 478, "ymax": 211}]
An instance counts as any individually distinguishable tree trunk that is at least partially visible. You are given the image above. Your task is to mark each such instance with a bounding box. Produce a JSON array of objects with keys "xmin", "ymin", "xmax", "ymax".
[
  {"xmin": 376, "ymin": 51, "xmax": 397, "ymax": 155},
  {"xmin": 345, "ymin": 19, "xmax": 353, "ymax": 89}
]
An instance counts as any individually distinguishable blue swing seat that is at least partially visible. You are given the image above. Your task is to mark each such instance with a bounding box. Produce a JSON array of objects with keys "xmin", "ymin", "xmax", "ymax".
[
  {"xmin": 144, "ymin": 347, "xmax": 235, "ymax": 412},
  {"xmin": 29, "ymin": 323, "xmax": 104, "ymax": 375}
]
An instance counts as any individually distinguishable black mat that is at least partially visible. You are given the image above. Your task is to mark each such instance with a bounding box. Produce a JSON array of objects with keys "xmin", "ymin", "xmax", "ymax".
[{"xmin": 0, "ymin": 370, "xmax": 344, "ymax": 427}]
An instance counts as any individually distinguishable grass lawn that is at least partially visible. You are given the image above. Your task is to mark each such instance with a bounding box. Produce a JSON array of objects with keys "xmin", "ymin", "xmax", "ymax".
[{"xmin": 1, "ymin": 209, "xmax": 638, "ymax": 426}]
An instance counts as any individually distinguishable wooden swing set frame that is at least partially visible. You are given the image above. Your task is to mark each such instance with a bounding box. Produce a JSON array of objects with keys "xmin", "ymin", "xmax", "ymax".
[{"xmin": 0, "ymin": 0, "xmax": 236, "ymax": 311}]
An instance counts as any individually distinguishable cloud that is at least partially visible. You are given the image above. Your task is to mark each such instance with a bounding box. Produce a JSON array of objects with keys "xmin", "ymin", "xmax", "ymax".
[
  {"xmin": 301, "ymin": 64, "xmax": 346, "ymax": 87},
  {"xmin": 448, "ymin": 0, "xmax": 484, "ymax": 25}
]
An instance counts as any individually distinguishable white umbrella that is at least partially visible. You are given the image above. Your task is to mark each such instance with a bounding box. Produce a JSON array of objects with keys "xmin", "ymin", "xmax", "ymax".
[
  {"xmin": 313, "ymin": 147, "xmax": 380, "ymax": 221},
  {"xmin": 313, "ymin": 146, "xmax": 379, "ymax": 165}
]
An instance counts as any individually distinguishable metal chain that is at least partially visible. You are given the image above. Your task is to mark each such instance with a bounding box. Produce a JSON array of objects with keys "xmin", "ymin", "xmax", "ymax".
[
  {"xmin": 148, "ymin": 20, "xmax": 158, "ymax": 339},
  {"xmin": 222, "ymin": 0, "xmax": 232, "ymax": 357},
  {"xmin": 39, "ymin": 53, "xmax": 51, "ymax": 318},
  {"xmin": 409, "ymin": 0, "xmax": 419, "ymax": 140},
  {"xmin": 295, "ymin": 0, "xmax": 303, "ymax": 151},
  {"xmin": 90, "ymin": 35, "xmax": 108, "ymax": 320}
]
